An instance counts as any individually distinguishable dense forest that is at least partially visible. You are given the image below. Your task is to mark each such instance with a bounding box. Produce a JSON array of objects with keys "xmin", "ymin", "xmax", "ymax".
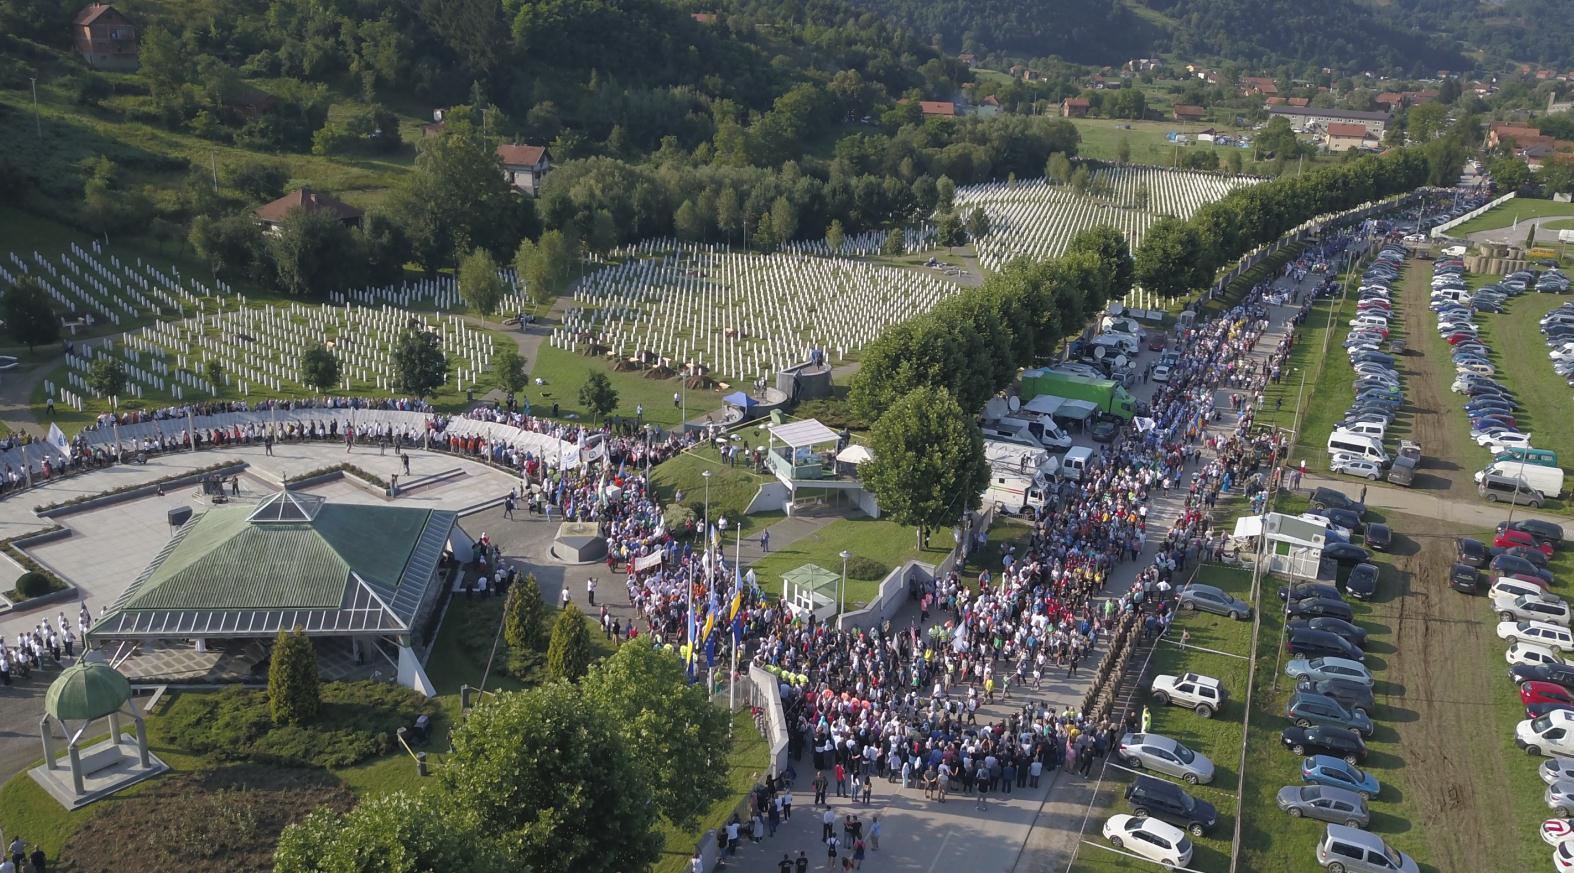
[{"xmin": 852, "ymin": 0, "xmax": 1572, "ymax": 73}]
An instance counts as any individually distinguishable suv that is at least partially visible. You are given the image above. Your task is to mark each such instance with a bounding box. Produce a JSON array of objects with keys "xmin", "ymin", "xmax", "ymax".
[
  {"xmin": 1151, "ymin": 673, "xmax": 1226, "ymax": 718},
  {"xmin": 1124, "ymin": 775, "xmax": 1218, "ymax": 837},
  {"xmin": 1311, "ymin": 487, "xmax": 1365, "ymax": 516},
  {"xmin": 1316, "ymin": 823, "xmax": 1420, "ymax": 873},
  {"xmin": 1287, "ymin": 691, "xmax": 1374, "ymax": 737}
]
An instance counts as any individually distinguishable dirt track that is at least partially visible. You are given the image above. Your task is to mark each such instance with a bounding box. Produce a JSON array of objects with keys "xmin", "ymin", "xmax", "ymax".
[
  {"xmin": 1368, "ymin": 514, "xmax": 1527, "ymax": 872},
  {"xmin": 1395, "ymin": 258, "xmax": 1475, "ymax": 497}
]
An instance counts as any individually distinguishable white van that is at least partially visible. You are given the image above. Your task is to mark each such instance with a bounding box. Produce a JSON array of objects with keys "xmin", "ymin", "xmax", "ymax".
[
  {"xmin": 1334, "ymin": 421, "xmax": 1387, "ymax": 440},
  {"xmin": 1061, "ymin": 446, "xmax": 1095, "ymax": 481},
  {"xmin": 1476, "ymin": 461, "xmax": 1565, "ymax": 499},
  {"xmin": 1326, "ymin": 432, "xmax": 1389, "ymax": 466},
  {"xmin": 1350, "ymin": 315, "xmax": 1389, "ymax": 330},
  {"xmin": 1517, "ymin": 710, "xmax": 1574, "ymax": 757},
  {"xmin": 1093, "ymin": 333, "xmax": 1139, "ymax": 355},
  {"xmin": 983, "ymin": 471, "xmax": 1052, "ymax": 515}
]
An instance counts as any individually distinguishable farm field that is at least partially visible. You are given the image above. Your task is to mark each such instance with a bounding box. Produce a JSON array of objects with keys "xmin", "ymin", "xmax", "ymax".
[{"xmin": 1069, "ymin": 118, "xmax": 1251, "ymax": 165}]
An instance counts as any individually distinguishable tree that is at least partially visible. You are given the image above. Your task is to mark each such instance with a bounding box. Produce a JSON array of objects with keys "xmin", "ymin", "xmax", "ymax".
[
  {"xmin": 936, "ymin": 211, "xmax": 964, "ymax": 247},
  {"xmin": 275, "ymin": 791, "xmax": 508, "ymax": 873},
  {"xmin": 391, "ymin": 329, "xmax": 449, "ymax": 398},
  {"xmin": 300, "ymin": 344, "xmax": 342, "ymax": 394},
  {"xmin": 1046, "ymin": 152, "xmax": 1072, "ymax": 184},
  {"xmin": 189, "ymin": 213, "xmax": 265, "ymax": 281},
  {"xmin": 514, "ymin": 230, "xmax": 577, "ymax": 305},
  {"xmin": 578, "ymin": 370, "xmax": 618, "ymax": 420},
  {"xmin": 504, "ymin": 572, "xmax": 546, "ymax": 651},
  {"xmin": 546, "ymin": 603, "xmax": 593, "ymax": 680},
  {"xmin": 965, "ymin": 207, "xmax": 990, "ymax": 240},
  {"xmin": 1526, "ymin": 223, "xmax": 1538, "ymax": 250},
  {"xmin": 582, "ymin": 639, "xmax": 730, "ymax": 828},
  {"xmin": 1069, "ymin": 164, "xmax": 1091, "ymax": 195},
  {"xmin": 271, "ymin": 208, "xmax": 355, "ymax": 297},
  {"xmin": 750, "ymin": 211, "xmax": 777, "ymax": 252},
  {"xmin": 222, "ymin": 159, "xmax": 288, "ymax": 202},
  {"xmin": 1117, "ymin": 137, "xmax": 1132, "ymax": 164},
  {"xmin": 1226, "ymin": 149, "xmax": 1245, "ymax": 175},
  {"xmin": 268, "ymin": 627, "xmax": 320, "ymax": 726},
  {"xmin": 588, "ymin": 209, "xmax": 620, "ymax": 256},
  {"xmin": 1132, "ymin": 182, "xmax": 1151, "ymax": 210},
  {"xmin": 440, "ymin": 683, "xmax": 659, "ymax": 873},
  {"xmin": 825, "ymin": 219, "xmax": 845, "ymax": 254},
  {"xmin": 861, "ymin": 387, "xmax": 987, "ymax": 548},
  {"xmin": 673, "ymin": 199, "xmax": 706, "ymax": 242},
  {"xmin": 1135, "ymin": 217, "xmax": 1209, "ymax": 298},
  {"xmin": 770, "ymin": 196, "xmax": 798, "ymax": 244},
  {"xmin": 492, "ymin": 345, "xmax": 528, "ymax": 396},
  {"xmin": 1, "ymin": 276, "xmax": 59, "ymax": 353},
  {"xmin": 935, "ymin": 175, "xmax": 956, "ymax": 212},
  {"xmin": 459, "ymin": 247, "xmax": 507, "ymax": 315},
  {"xmin": 388, "ymin": 115, "xmax": 525, "ymax": 271},
  {"xmin": 205, "ymin": 359, "xmax": 225, "ymax": 394},
  {"xmin": 1066, "ymin": 225, "xmax": 1136, "ymax": 306},
  {"xmin": 715, "ymin": 186, "xmax": 741, "ymax": 244},
  {"xmin": 86, "ymin": 357, "xmax": 126, "ymax": 399},
  {"xmin": 881, "ymin": 228, "xmax": 905, "ymax": 255},
  {"xmin": 1407, "ymin": 102, "xmax": 1447, "ymax": 143}
]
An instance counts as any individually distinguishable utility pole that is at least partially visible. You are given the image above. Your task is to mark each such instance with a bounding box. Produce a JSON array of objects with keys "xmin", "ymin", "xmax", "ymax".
[{"xmin": 29, "ymin": 76, "xmax": 42, "ymax": 139}]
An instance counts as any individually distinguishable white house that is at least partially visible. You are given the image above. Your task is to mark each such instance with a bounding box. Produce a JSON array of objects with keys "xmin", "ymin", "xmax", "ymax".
[{"xmin": 496, "ymin": 144, "xmax": 551, "ymax": 195}]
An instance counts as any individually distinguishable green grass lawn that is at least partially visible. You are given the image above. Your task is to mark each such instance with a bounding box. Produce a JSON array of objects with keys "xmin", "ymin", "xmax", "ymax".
[
  {"xmin": 1069, "ymin": 565, "xmax": 1255, "ymax": 873},
  {"xmin": 423, "ymin": 595, "xmax": 617, "ymax": 697},
  {"xmin": 647, "ymin": 442, "xmax": 777, "ymax": 535},
  {"xmin": 1542, "ymin": 219, "xmax": 1574, "ymax": 234},
  {"xmin": 1284, "ymin": 289, "xmax": 1359, "ymax": 470},
  {"xmin": 1448, "ymin": 198, "xmax": 1574, "ymax": 237},
  {"xmin": 748, "ymin": 516, "xmax": 954, "ymax": 609},
  {"xmin": 652, "ymin": 709, "xmax": 772, "ymax": 873},
  {"xmin": 1070, "ymin": 118, "xmax": 1252, "ymax": 168},
  {"xmin": 527, "ymin": 343, "xmax": 717, "ymax": 429},
  {"xmin": 1476, "ymin": 291, "xmax": 1574, "ymax": 476}
]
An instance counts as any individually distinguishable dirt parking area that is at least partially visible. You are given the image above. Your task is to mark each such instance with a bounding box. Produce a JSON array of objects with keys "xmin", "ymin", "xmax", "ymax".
[{"xmin": 1395, "ymin": 258, "xmax": 1481, "ymax": 498}]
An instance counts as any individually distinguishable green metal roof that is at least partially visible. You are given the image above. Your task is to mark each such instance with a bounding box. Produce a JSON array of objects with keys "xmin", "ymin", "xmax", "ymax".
[
  {"xmin": 46, "ymin": 662, "xmax": 131, "ymax": 721},
  {"xmin": 123, "ymin": 503, "xmax": 429, "ymax": 612}
]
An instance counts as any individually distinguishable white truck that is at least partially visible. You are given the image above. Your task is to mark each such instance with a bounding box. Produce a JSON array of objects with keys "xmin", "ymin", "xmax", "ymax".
[
  {"xmin": 1151, "ymin": 672, "xmax": 1226, "ymax": 718},
  {"xmin": 982, "ymin": 440, "xmax": 1060, "ymax": 514}
]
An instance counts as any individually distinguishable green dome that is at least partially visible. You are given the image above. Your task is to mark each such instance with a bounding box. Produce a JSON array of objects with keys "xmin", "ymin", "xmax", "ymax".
[{"xmin": 45, "ymin": 662, "xmax": 131, "ymax": 721}]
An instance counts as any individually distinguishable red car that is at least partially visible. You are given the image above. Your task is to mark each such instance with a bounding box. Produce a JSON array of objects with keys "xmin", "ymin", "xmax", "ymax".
[
  {"xmin": 1147, "ymin": 333, "xmax": 1168, "ymax": 351},
  {"xmin": 1497, "ymin": 529, "xmax": 1555, "ymax": 557},
  {"xmin": 1521, "ymin": 681, "xmax": 1574, "ymax": 708},
  {"xmin": 1446, "ymin": 332, "xmax": 1479, "ymax": 345}
]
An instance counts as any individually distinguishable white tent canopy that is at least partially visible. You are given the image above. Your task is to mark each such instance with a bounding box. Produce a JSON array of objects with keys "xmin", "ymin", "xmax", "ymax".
[{"xmin": 835, "ymin": 444, "xmax": 873, "ymax": 464}]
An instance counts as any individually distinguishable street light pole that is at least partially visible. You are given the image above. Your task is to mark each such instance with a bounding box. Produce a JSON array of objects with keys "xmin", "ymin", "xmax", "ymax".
[
  {"xmin": 29, "ymin": 76, "xmax": 41, "ymax": 140},
  {"xmin": 838, "ymin": 549, "xmax": 851, "ymax": 630}
]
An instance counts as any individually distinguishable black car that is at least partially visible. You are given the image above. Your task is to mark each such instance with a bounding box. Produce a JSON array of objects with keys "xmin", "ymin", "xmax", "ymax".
[
  {"xmin": 1364, "ymin": 523, "xmax": 1392, "ymax": 552},
  {"xmin": 1323, "ymin": 543, "xmax": 1371, "ymax": 566},
  {"xmin": 1289, "ymin": 617, "xmax": 1368, "ymax": 648},
  {"xmin": 1496, "ymin": 545, "xmax": 1550, "ymax": 568},
  {"xmin": 1457, "ymin": 537, "xmax": 1490, "ymax": 568},
  {"xmin": 1450, "ymin": 562, "xmax": 1482, "ymax": 594},
  {"xmin": 1281, "ymin": 724, "xmax": 1368, "ymax": 764},
  {"xmin": 1511, "ymin": 662, "xmax": 1574, "ymax": 689},
  {"xmin": 1286, "ymin": 597, "xmax": 1355, "ymax": 623},
  {"xmin": 1492, "ymin": 553, "xmax": 1554, "ymax": 584},
  {"xmin": 1307, "ymin": 507, "xmax": 1363, "ymax": 533},
  {"xmin": 1527, "ymin": 701, "xmax": 1574, "ymax": 719},
  {"xmin": 1344, "ymin": 563, "xmax": 1380, "ymax": 601},
  {"xmin": 1287, "ymin": 628, "xmax": 1365, "ymax": 661},
  {"xmin": 1296, "ymin": 677, "xmax": 1375, "ymax": 716},
  {"xmin": 1311, "ymin": 487, "xmax": 1365, "ymax": 516},
  {"xmin": 1090, "ymin": 417, "xmax": 1120, "ymax": 443},
  {"xmin": 1124, "ymin": 774, "xmax": 1218, "ymax": 837},
  {"xmin": 1499, "ymin": 519, "xmax": 1565, "ymax": 549},
  {"xmin": 1280, "ymin": 582, "xmax": 1344, "ymax": 603}
]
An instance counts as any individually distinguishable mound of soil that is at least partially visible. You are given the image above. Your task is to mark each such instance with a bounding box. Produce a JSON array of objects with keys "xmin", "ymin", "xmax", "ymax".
[
  {"xmin": 644, "ymin": 364, "xmax": 676, "ymax": 379},
  {"xmin": 59, "ymin": 765, "xmax": 353, "ymax": 873}
]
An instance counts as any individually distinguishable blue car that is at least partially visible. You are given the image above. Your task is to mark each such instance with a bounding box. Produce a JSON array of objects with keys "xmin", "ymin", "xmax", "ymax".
[{"xmin": 1301, "ymin": 755, "xmax": 1380, "ymax": 800}]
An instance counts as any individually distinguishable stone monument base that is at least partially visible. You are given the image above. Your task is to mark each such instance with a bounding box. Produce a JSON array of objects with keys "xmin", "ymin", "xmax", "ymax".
[
  {"xmin": 29, "ymin": 733, "xmax": 168, "ymax": 809},
  {"xmin": 552, "ymin": 521, "xmax": 607, "ymax": 563}
]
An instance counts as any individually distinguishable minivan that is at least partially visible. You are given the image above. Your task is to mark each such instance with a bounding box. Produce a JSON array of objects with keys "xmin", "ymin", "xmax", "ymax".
[
  {"xmin": 1061, "ymin": 446, "xmax": 1094, "ymax": 481},
  {"xmin": 1494, "ymin": 447, "xmax": 1559, "ymax": 469},
  {"xmin": 1517, "ymin": 710, "xmax": 1574, "ymax": 758},
  {"xmin": 1327, "ymin": 433, "xmax": 1389, "ymax": 466},
  {"xmin": 1479, "ymin": 472, "xmax": 1545, "ymax": 508},
  {"xmin": 1316, "ymin": 823, "xmax": 1420, "ymax": 873}
]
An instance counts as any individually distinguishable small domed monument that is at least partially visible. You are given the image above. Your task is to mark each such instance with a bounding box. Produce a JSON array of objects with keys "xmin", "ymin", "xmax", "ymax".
[{"xmin": 32, "ymin": 660, "xmax": 167, "ymax": 808}]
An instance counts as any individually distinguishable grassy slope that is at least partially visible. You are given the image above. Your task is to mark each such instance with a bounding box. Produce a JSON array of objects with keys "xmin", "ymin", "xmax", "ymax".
[
  {"xmin": 526, "ymin": 344, "xmax": 705, "ymax": 429},
  {"xmin": 1448, "ymin": 199, "xmax": 1574, "ymax": 237},
  {"xmin": 1475, "ymin": 290, "xmax": 1574, "ymax": 476},
  {"xmin": 748, "ymin": 517, "xmax": 955, "ymax": 609},
  {"xmin": 647, "ymin": 442, "xmax": 776, "ymax": 535}
]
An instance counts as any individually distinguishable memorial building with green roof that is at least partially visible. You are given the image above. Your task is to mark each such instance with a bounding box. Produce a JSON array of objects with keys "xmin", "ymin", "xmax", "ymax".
[{"xmin": 88, "ymin": 489, "xmax": 460, "ymax": 694}]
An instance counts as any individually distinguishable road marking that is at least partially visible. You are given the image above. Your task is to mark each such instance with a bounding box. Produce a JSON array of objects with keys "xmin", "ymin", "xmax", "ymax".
[{"xmin": 924, "ymin": 830, "xmax": 954, "ymax": 873}]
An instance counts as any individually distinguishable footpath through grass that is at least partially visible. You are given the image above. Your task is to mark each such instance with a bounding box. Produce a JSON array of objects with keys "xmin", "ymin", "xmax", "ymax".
[{"xmin": 1447, "ymin": 198, "xmax": 1574, "ymax": 237}]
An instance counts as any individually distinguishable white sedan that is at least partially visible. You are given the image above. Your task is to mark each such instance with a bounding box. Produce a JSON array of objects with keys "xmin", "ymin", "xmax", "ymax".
[
  {"xmin": 1152, "ymin": 364, "xmax": 1171, "ymax": 382},
  {"xmin": 1477, "ymin": 429, "xmax": 1529, "ymax": 448},
  {"xmin": 1330, "ymin": 456, "xmax": 1382, "ymax": 481},
  {"xmin": 1102, "ymin": 815, "xmax": 1194, "ymax": 868},
  {"xmin": 1488, "ymin": 433, "xmax": 1535, "ymax": 454}
]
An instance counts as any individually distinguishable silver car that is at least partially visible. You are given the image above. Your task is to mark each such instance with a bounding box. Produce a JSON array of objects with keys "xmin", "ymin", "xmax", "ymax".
[
  {"xmin": 1276, "ymin": 784, "xmax": 1370, "ymax": 828},
  {"xmin": 1177, "ymin": 583, "xmax": 1251, "ymax": 621},
  {"xmin": 1549, "ymin": 779, "xmax": 1574, "ymax": 817},
  {"xmin": 1542, "ymin": 757, "xmax": 1574, "ymax": 786},
  {"xmin": 1117, "ymin": 732, "xmax": 1216, "ymax": 784}
]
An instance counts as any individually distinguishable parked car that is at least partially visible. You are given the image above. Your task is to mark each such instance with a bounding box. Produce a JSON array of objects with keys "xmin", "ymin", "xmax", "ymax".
[
  {"xmin": 1499, "ymin": 620, "xmax": 1574, "ymax": 652},
  {"xmin": 1344, "ymin": 563, "xmax": 1380, "ymax": 600},
  {"xmin": 1287, "ymin": 597, "xmax": 1356, "ymax": 623},
  {"xmin": 1296, "ymin": 677, "xmax": 1374, "ymax": 717},
  {"xmin": 1499, "ymin": 519, "xmax": 1566, "ymax": 549},
  {"xmin": 1525, "ymin": 682, "xmax": 1574, "ymax": 710},
  {"xmin": 1450, "ymin": 563, "xmax": 1483, "ymax": 593},
  {"xmin": 1124, "ymin": 775, "xmax": 1218, "ymax": 837},
  {"xmin": 1117, "ymin": 733, "xmax": 1215, "ymax": 784},
  {"xmin": 1288, "ymin": 617, "xmax": 1368, "ymax": 649},
  {"xmin": 1286, "ymin": 657, "xmax": 1373, "ymax": 687},
  {"xmin": 1513, "ymin": 663, "xmax": 1574, "ymax": 690},
  {"xmin": 1498, "ymin": 528, "xmax": 1556, "ymax": 557},
  {"xmin": 1363, "ymin": 523, "xmax": 1392, "ymax": 551},
  {"xmin": 1549, "ymin": 780, "xmax": 1574, "ymax": 818},
  {"xmin": 1177, "ymin": 583, "xmax": 1251, "ymax": 620},
  {"xmin": 1288, "ymin": 628, "xmax": 1366, "ymax": 662},
  {"xmin": 1311, "ymin": 488, "xmax": 1366, "ymax": 516},
  {"xmin": 1101, "ymin": 815, "xmax": 1194, "ymax": 868},
  {"xmin": 1323, "ymin": 543, "xmax": 1372, "ymax": 566},
  {"xmin": 1457, "ymin": 537, "xmax": 1491, "ymax": 567},
  {"xmin": 1287, "ymin": 691, "xmax": 1374, "ymax": 736},
  {"xmin": 1281, "ymin": 582, "xmax": 1345, "ymax": 603},
  {"xmin": 1315, "ymin": 824, "xmax": 1418, "ymax": 873},
  {"xmin": 1277, "ymin": 784, "xmax": 1371, "ymax": 828},
  {"xmin": 1499, "ymin": 595, "xmax": 1573, "ymax": 627},
  {"xmin": 1282, "ymin": 724, "xmax": 1368, "ymax": 763},
  {"xmin": 1151, "ymin": 673, "xmax": 1226, "ymax": 718},
  {"xmin": 1540, "ymin": 757, "xmax": 1574, "ymax": 786},
  {"xmin": 1508, "ymin": 640, "xmax": 1568, "ymax": 669},
  {"xmin": 1302, "ymin": 756, "xmax": 1381, "ymax": 800},
  {"xmin": 1493, "ymin": 553, "xmax": 1555, "ymax": 583}
]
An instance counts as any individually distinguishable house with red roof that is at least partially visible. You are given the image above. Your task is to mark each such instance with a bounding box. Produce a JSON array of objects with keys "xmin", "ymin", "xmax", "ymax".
[{"xmin": 497, "ymin": 144, "xmax": 552, "ymax": 195}]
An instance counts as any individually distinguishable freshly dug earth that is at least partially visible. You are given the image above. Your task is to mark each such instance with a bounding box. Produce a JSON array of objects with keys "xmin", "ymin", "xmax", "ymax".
[{"xmin": 59, "ymin": 765, "xmax": 353, "ymax": 873}]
